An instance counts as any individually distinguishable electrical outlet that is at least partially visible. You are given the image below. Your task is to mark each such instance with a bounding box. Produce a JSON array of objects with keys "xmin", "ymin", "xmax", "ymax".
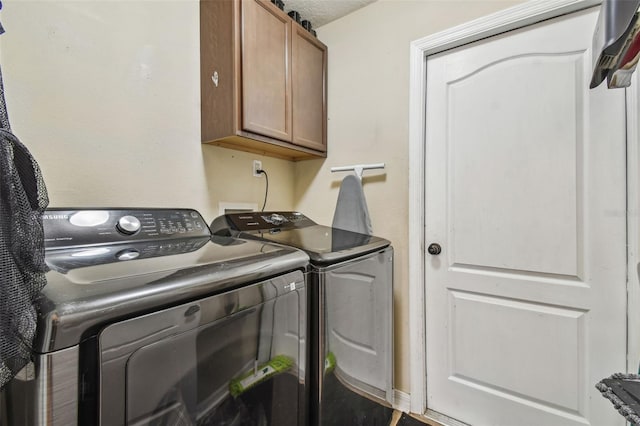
[{"xmin": 252, "ymin": 160, "xmax": 262, "ymax": 177}]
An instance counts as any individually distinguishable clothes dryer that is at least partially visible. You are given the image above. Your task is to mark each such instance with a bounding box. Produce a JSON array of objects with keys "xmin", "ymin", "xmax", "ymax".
[{"xmin": 211, "ymin": 211, "xmax": 394, "ymax": 426}]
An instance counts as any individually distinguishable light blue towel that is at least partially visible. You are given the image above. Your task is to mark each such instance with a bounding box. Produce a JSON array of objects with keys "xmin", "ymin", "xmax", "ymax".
[{"xmin": 332, "ymin": 174, "xmax": 373, "ymax": 235}]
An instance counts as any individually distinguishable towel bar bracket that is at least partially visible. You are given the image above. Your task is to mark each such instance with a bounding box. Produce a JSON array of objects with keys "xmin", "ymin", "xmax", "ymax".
[{"xmin": 330, "ymin": 163, "xmax": 385, "ymax": 180}]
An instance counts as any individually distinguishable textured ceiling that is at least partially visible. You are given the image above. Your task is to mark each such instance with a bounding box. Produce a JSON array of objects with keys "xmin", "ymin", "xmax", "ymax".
[{"xmin": 283, "ymin": 0, "xmax": 377, "ymax": 29}]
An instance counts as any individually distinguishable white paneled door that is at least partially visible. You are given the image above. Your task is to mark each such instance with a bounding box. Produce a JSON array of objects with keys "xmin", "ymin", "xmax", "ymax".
[{"xmin": 424, "ymin": 8, "xmax": 627, "ymax": 426}]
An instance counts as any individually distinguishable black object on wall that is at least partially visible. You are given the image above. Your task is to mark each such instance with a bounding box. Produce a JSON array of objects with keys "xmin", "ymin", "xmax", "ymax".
[{"xmin": 0, "ymin": 17, "xmax": 50, "ymax": 389}]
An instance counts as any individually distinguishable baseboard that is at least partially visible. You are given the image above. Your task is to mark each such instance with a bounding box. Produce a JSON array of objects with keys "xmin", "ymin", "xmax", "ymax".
[
  {"xmin": 393, "ymin": 389, "xmax": 411, "ymax": 413},
  {"xmin": 392, "ymin": 391, "xmax": 469, "ymax": 426}
]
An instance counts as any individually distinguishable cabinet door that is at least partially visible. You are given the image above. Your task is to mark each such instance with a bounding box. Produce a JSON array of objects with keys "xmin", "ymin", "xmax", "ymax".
[
  {"xmin": 241, "ymin": 0, "xmax": 292, "ymax": 141},
  {"xmin": 292, "ymin": 25, "xmax": 327, "ymax": 151}
]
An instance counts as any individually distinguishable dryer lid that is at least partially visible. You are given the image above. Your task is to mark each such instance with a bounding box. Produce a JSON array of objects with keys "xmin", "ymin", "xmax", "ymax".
[{"xmin": 211, "ymin": 211, "xmax": 390, "ymax": 265}]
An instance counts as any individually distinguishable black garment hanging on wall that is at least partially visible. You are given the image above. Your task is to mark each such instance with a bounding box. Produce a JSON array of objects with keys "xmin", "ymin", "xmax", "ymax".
[{"xmin": 0, "ymin": 21, "xmax": 50, "ymax": 388}]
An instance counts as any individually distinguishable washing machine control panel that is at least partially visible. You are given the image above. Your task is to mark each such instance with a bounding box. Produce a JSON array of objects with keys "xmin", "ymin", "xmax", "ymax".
[
  {"xmin": 222, "ymin": 211, "xmax": 316, "ymax": 232},
  {"xmin": 43, "ymin": 208, "xmax": 210, "ymax": 249}
]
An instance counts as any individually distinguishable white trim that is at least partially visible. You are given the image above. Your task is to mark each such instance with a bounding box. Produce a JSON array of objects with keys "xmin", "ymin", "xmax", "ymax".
[
  {"xmin": 410, "ymin": 0, "xmax": 599, "ymax": 57},
  {"xmin": 393, "ymin": 389, "xmax": 411, "ymax": 413},
  {"xmin": 408, "ymin": 0, "xmax": 602, "ymax": 416},
  {"xmin": 626, "ymin": 72, "xmax": 640, "ymax": 374},
  {"xmin": 408, "ymin": 14, "xmax": 428, "ymax": 414},
  {"xmin": 395, "ymin": 390, "xmax": 469, "ymax": 426},
  {"xmin": 423, "ymin": 410, "xmax": 471, "ymax": 426}
]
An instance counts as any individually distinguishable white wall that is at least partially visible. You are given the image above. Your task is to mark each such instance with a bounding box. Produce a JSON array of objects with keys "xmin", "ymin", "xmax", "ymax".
[
  {"xmin": 299, "ymin": 0, "xmax": 523, "ymax": 393},
  {"xmin": 0, "ymin": 0, "xmax": 294, "ymax": 223}
]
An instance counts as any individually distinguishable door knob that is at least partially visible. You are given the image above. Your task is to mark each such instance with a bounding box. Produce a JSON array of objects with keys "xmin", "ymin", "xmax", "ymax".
[{"xmin": 428, "ymin": 243, "xmax": 442, "ymax": 255}]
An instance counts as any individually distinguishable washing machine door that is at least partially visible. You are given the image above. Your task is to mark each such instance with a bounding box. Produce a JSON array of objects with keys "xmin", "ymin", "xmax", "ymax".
[
  {"xmin": 319, "ymin": 247, "xmax": 394, "ymax": 404},
  {"xmin": 97, "ymin": 271, "xmax": 305, "ymax": 426}
]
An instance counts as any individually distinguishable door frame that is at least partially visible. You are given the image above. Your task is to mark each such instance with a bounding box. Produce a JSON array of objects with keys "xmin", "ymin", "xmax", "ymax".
[{"xmin": 407, "ymin": 0, "xmax": 639, "ymax": 417}]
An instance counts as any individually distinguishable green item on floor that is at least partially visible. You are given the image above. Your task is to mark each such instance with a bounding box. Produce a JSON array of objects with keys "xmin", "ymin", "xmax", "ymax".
[
  {"xmin": 324, "ymin": 351, "xmax": 336, "ymax": 374},
  {"xmin": 229, "ymin": 355, "xmax": 294, "ymax": 397}
]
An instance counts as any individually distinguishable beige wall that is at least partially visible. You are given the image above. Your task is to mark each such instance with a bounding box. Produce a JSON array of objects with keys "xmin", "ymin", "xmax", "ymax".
[
  {"xmin": 1, "ymin": 0, "xmax": 525, "ymax": 399},
  {"xmin": 0, "ymin": 0, "xmax": 294, "ymax": 223},
  {"xmin": 297, "ymin": 0, "xmax": 523, "ymax": 393}
]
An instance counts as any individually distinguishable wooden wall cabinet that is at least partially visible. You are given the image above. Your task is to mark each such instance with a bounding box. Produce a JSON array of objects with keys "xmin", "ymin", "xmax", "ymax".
[{"xmin": 200, "ymin": 0, "xmax": 327, "ymax": 161}]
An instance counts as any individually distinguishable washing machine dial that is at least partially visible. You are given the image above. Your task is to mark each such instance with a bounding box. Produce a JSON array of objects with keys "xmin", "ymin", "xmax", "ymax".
[
  {"xmin": 116, "ymin": 215, "xmax": 141, "ymax": 235},
  {"xmin": 269, "ymin": 213, "xmax": 286, "ymax": 226},
  {"xmin": 116, "ymin": 248, "xmax": 140, "ymax": 261}
]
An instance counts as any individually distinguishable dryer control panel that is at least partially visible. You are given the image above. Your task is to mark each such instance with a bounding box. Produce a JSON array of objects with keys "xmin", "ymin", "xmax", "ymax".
[
  {"xmin": 211, "ymin": 211, "xmax": 316, "ymax": 234},
  {"xmin": 44, "ymin": 208, "xmax": 210, "ymax": 249}
]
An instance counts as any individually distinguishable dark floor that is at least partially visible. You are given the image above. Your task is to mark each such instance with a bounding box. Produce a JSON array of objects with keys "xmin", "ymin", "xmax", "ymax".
[
  {"xmin": 396, "ymin": 412, "xmax": 431, "ymax": 426},
  {"xmin": 322, "ymin": 372, "xmax": 394, "ymax": 426},
  {"xmin": 321, "ymin": 371, "xmax": 431, "ymax": 426},
  {"xmin": 152, "ymin": 369, "xmax": 430, "ymax": 426}
]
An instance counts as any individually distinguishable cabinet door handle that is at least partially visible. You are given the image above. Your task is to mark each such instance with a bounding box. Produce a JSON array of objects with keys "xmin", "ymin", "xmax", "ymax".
[{"xmin": 211, "ymin": 71, "xmax": 219, "ymax": 87}]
